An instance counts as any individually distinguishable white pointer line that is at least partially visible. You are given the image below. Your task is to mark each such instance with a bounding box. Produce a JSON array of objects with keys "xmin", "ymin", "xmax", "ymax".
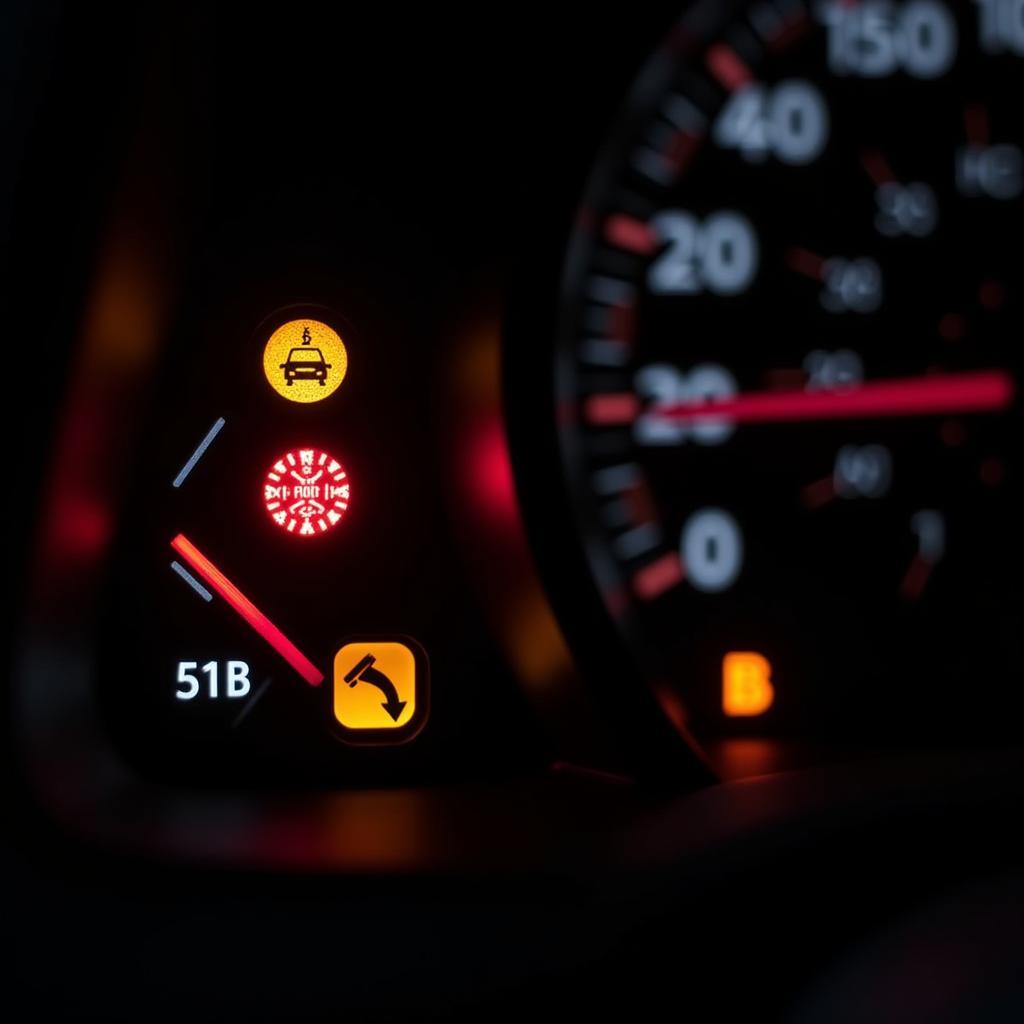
[
  {"xmin": 171, "ymin": 560, "xmax": 213, "ymax": 602},
  {"xmin": 173, "ymin": 417, "xmax": 225, "ymax": 488},
  {"xmin": 232, "ymin": 676, "xmax": 273, "ymax": 729}
]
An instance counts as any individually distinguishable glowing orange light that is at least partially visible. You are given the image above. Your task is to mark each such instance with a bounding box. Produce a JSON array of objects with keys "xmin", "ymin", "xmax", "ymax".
[
  {"xmin": 262, "ymin": 318, "xmax": 348, "ymax": 404},
  {"xmin": 722, "ymin": 651, "xmax": 775, "ymax": 717},
  {"xmin": 333, "ymin": 640, "xmax": 428, "ymax": 741},
  {"xmin": 263, "ymin": 448, "xmax": 350, "ymax": 537}
]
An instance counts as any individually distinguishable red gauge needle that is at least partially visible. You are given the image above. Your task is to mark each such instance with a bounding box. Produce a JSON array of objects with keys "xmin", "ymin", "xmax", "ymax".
[
  {"xmin": 653, "ymin": 370, "xmax": 1015, "ymax": 425},
  {"xmin": 171, "ymin": 533, "xmax": 324, "ymax": 686}
]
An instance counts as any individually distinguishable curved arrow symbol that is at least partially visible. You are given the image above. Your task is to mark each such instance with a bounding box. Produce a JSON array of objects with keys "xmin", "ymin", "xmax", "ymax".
[{"xmin": 343, "ymin": 653, "xmax": 407, "ymax": 721}]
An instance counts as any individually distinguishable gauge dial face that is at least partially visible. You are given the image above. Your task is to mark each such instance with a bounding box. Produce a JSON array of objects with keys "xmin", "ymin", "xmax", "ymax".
[{"xmin": 556, "ymin": 0, "xmax": 1023, "ymax": 745}]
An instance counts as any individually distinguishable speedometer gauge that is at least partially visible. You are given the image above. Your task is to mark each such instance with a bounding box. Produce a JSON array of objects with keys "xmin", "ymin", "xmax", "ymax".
[{"xmin": 551, "ymin": 0, "xmax": 1023, "ymax": 748}]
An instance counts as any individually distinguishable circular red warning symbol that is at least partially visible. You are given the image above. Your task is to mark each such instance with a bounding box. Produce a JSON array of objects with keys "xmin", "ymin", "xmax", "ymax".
[{"xmin": 263, "ymin": 448, "xmax": 351, "ymax": 537}]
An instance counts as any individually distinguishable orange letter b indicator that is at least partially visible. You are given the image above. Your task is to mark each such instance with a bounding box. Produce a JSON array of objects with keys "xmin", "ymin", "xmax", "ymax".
[{"xmin": 722, "ymin": 652, "xmax": 775, "ymax": 717}]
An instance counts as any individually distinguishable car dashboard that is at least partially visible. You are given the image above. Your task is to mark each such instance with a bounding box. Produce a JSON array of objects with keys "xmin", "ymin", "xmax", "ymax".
[{"xmin": 5, "ymin": 3, "xmax": 1024, "ymax": 1020}]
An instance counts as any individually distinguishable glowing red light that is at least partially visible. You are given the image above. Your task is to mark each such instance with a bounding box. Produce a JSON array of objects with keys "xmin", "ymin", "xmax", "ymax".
[{"xmin": 263, "ymin": 448, "xmax": 350, "ymax": 537}]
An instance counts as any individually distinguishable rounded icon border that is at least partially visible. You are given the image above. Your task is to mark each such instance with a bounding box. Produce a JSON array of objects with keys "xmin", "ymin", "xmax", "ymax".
[
  {"xmin": 256, "ymin": 305, "xmax": 352, "ymax": 401},
  {"xmin": 326, "ymin": 634, "xmax": 430, "ymax": 747},
  {"xmin": 262, "ymin": 446, "xmax": 352, "ymax": 537}
]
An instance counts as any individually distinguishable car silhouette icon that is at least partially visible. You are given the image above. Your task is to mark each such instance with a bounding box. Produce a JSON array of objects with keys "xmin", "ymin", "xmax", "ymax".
[{"xmin": 280, "ymin": 346, "xmax": 331, "ymax": 385}]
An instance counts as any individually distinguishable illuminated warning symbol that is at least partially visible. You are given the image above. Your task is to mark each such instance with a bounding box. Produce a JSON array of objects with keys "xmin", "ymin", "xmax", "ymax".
[
  {"xmin": 262, "ymin": 318, "xmax": 349, "ymax": 404},
  {"xmin": 332, "ymin": 639, "xmax": 429, "ymax": 742},
  {"xmin": 263, "ymin": 448, "xmax": 350, "ymax": 537},
  {"xmin": 722, "ymin": 651, "xmax": 775, "ymax": 717}
]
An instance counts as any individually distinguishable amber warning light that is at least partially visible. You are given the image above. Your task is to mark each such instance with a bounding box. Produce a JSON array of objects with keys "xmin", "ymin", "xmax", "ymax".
[
  {"xmin": 262, "ymin": 318, "xmax": 349, "ymax": 404},
  {"xmin": 263, "ymin": 448, "xmax": 350, "ymax": 536},
  {"xmin": 722, "ymin": 651, "xmax": 775, "ymax": 717}
]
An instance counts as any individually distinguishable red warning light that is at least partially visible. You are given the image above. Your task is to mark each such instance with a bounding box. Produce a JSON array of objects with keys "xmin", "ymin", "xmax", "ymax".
[{"xmin": 263, "ymin": 448, "xmax": 350, "ymax": 537}]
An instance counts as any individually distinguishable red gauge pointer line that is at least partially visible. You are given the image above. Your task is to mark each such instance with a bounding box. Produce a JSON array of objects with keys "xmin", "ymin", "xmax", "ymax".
[
  {"xmin": 656, "ymin": 371, "xmax": 1015, "ymax": 425},
  {"xmin": 171, "ymin": 533, "xmax": 325, "ymax": 686}
]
